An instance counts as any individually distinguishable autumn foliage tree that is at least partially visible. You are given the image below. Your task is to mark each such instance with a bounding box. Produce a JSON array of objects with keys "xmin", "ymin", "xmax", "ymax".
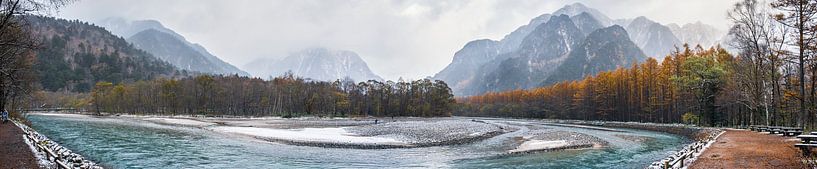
[{"xmin": 457, "ymin": 46, "xmax": 739, "ymax": 126}]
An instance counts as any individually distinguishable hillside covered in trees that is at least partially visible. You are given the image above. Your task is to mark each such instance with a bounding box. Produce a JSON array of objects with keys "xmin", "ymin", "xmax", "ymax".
[{"xmin": 26, "ymin": 15, "xmax": 180, "ymax": 92}]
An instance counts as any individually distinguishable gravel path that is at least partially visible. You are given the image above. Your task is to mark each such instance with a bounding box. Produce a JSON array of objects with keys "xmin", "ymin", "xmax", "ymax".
[
  {"xmin": 0, "ymin": 121, "xmax": 40, "ymax": 169},
  {"xmin": 689, "ymin": 129, "xmax": 805, "ymax": 169}
]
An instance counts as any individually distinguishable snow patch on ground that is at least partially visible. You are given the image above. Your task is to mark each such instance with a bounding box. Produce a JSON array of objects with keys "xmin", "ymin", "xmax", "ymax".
[
  {"xmin": 144, "ymin": 118, "xmax": 215, "ymax": 127},
  {"xmin": 509, "ymin": 140, "xmax": 569, "ymax": 153},
  {"xmin": 21, "ymin": 131, "xmax": 54, "ymax": 168},
  {"xmin": 212, "ymin": 126, "xmax": 406, "ymax": 145},
  {"xmin": 30, "ymin": 113, "xmax": 91, "ymax": 118}
]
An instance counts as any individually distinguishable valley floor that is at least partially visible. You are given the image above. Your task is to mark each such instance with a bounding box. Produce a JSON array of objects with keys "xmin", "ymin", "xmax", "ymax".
[
  {"xmin": 0, "ymin": 121, "xmax": 40, "ymax": 168},
  {"xmin": 689, "ymin": 129, "xmax": 806, "ymax": 169}
]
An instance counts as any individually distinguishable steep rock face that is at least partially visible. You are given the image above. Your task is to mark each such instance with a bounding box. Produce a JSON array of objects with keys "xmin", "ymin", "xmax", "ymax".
[
  {"xmin": 612, "ymin": 18, "xmax": 633, "ymax": 27},
  {"xmin": 26, "ymin": 16, "xmax": 178, "ymax": 92},
  {"xmin": 553, "ymin": 2, "xmax": 612, "ymax": 26},
  {"xmin": 433, "ymin": 39, "xmax": 499, "ymax": 91},
  {"xmin": 625, "ymin": 16, "xmax": 681, "ymax": 60},
  {"xmin": 466, "ymin": 15, "xmax": 586, "ymax": 95},
  {"xmin": 497, "ymin": 13, "xmax": 552, "ymax": 54},
  {"xmin": 98, "ymin": 17, "xmax": 249, "ymax": 76},
  {"xmin": 571, "ymin": 12, "xmax": 604, "ymax": 37},
  {"xmin": 261, "ymin": 48, "xmax": 383, "ymax": 82},
  {"xmin": 516, "ymin": 15, "xmax": 585, "ymax": 61},
  {"xmin": 495, "ymin": 3, "xmax": 610, "ymax": 54},
  {"xmin": 127, "ymin": 29, "xmax": 236, "ymax": 75},
  {"xmin": 434, "ymin": 2, "xmax": 720, "ymax": 96},
  {"xmin": 668, "ymin": 22, "xmax": 726, "ymax": 48},
  {"xmin": 543, "ymin": 25, "xmax": 647, "ymax": 86},
  {"xmin": 436, "ymin": 3, "xmax": 615, "ymax": 96}
]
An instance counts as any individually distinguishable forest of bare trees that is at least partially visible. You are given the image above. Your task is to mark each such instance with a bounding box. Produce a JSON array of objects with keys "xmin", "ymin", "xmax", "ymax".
[{"xmin": 35, "ymin": 73, "xmax": 456, "ymax": 117}]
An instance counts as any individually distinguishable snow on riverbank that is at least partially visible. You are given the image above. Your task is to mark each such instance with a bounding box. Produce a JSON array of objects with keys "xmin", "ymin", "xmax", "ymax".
[
  {"xmin": 15, "ymin": 121, "xmax": 103, "ymax": 169},
  {"xmin": 509, "ymin": 140, "xmax": 568, "ymax": 153},
  {"xmin": 30, "ymin": 113, "xmax": 92, "ymax": 118},
  {"xmin": 212, "ymin": 126, "xmax": 407, "ymax": 147},
  {"xmin": 347, "ymin": 120, "xmax": 508, "ymax": 146},
  {"xmin": 144, "ymin": 118, "xmax": 215, "ymax": 127},
  {"xmin": 502, "ymin": 128, "xmax": 607, "ymax": 154},
  {"xmin": 209, "ymin": 119, "xmax": 509, "ymax": 148}
]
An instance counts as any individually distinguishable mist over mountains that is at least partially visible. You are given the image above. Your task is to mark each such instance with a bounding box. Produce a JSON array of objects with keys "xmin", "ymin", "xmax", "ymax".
[
  {"xmin": 35, "ymin": 2, "xmax": 726, "ymax": 94},
  {"xmin": 244, "ymin": 48, "xmax": 383, "ymax": 82},
  {"xmin": 97, "ymin": 18, "xmax": 250, "ymax": 76},
  {"xmin": 434, "ymin": 3, "xmax": 727, "ymax": 96}
]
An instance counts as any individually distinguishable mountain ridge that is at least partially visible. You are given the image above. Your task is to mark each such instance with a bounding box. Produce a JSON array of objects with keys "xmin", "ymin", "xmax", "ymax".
[
  {"xmin": 26, "ymin": 16, "xmax": 180, "ymax": 92},
  {"xmin": 97, "ymin": 17, "xmax": 249, "ymax": 76},
  {"xmin": 249, "ymin": 47, "xmax": 383, "ymax": 82},
  {"xmin": 435, "ymin": 2, "xmax": 721, "ymax": 96}
]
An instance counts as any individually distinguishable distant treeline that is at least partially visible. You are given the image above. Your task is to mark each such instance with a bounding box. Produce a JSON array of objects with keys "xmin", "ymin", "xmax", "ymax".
[{"xmin": 76, "ymin": 73, "xmax": 454, "ymax": 117}]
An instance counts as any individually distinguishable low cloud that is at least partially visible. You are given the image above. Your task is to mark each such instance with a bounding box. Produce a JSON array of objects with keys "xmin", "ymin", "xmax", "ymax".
[{"xmin": 56, "ymin": 0, "xmax": 738, "ymax": 80}]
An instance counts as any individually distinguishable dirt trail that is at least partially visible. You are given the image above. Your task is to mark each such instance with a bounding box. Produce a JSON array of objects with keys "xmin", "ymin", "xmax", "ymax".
[
  {"xmin": 689, "ymin": 129, "xmax": 805, "ymax": 169},
  {"xmin": 0, "ymin": 121, "xmax": 40, "ymax": 169}
]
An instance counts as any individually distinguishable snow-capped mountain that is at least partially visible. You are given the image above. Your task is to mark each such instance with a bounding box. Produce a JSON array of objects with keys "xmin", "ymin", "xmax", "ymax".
[
  {"xmin": 571, "ymin": 12, "xmax": 604, "ymax": 36},
  {"xmin": 668, "ymin": 22, "xmax": 726, "ymax": 49},
  {"xmin": 625, "ymin": 16, "xmax": 681, "ymax": 60},
  {"xmin": 97, "ymin": 17, "xmax": 249, "ymax": 76},
  {"xmin": 543, "ymin": 25, "xmax": 647, "ymax": 86},
  {"xmin": 434, "ymin": 2, "xmax": 716, "ymax": 96},
  {"xmin": 250, "ymin": 48, "xmax": 383, "ymax": 82},
  {"xmin": 469, "ymin": 14, "xmax": 586, "ymax": 93},
  {"xmin": 436, "ymin": 3, "xmax": 616, "ymax": 96},
  {"xmin": 495, "ymin": 3, "xmax": 610, "ymax": 54},
  {"xmin": 433, "ymin": 39, "xmax": 500, "ymax": 91},
  {"xmin": 552, "ymin": 3, "xmax": 612, "ymax": 26},
  {"xmin": 97, "ymin": 17, "xmax": 181, "ymax": 39}
]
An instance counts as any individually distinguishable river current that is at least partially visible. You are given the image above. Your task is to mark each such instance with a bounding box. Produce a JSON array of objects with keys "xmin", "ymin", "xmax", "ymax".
[{"xmin": 27, "ymin": 114, "xmax": 686, "ymax": 169}]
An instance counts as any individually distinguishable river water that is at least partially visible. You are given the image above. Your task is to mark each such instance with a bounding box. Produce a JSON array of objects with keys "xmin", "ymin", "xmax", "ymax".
[{"xmin": 27, "ymin": 114, "xmax": 687, "ymax": 169}]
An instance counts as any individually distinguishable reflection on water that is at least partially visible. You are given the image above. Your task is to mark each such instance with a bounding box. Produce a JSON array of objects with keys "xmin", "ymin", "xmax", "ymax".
[{"xmin": 28, "ymin": 115, "xmax": 686, "ymax": 169}]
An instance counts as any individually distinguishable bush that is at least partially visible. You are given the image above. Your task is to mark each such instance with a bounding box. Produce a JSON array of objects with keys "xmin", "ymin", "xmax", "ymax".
[
  {"xmin": 9, "ymin": 111, "xmax": 32, "ymax": 126},
  {"xmin": 682, "ymin": 112, "xmax": 700, "ymax": 125}
]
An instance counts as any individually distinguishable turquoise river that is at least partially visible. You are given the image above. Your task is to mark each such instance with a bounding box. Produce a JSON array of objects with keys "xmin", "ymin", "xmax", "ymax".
[{"xmin": 27, "ymin": 114, "xmax": 687, "ymax": 169}]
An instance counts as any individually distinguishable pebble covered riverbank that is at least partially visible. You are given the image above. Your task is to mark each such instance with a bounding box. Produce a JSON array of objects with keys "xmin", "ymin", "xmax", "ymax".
[
  {"xmin": 15, "ymin": 121, "xmax": 104, "ymax": 169},
  {"xmin": 347, "ymin": 119, "xmax": 509, "ymax": 147}
]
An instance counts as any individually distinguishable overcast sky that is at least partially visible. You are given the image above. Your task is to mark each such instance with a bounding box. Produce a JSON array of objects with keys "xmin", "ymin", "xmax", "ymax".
[{"xmin": 55, "ymin": 0, "xmax": 740, "ymax": 80}]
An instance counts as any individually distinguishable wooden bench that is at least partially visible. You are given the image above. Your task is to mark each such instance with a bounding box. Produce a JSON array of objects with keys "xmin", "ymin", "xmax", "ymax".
[
  {"xmin": 795, "ymin": 143, "xmax": 817, "ymax": 156},
  {"xmin": 769, "ymin": 126, "xmax": 784, "ymax": 134},
  {"xmin": 796, "ymin": 135, "xmax": 817, "ymax": 156},
  {"xmin": 797, "ymin": 135, "xmax": 817, "ymax": 143},
  {"xmin": 757, "ymin": 126, "xmax": 769, "ymax": 132},
  {"xmin": 782, "ymin": 127, "xmax": 804, "ymax": 136},
  {"xmin": 784, "ymin": 130, "xmax": 803, "ymax": 136}
]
